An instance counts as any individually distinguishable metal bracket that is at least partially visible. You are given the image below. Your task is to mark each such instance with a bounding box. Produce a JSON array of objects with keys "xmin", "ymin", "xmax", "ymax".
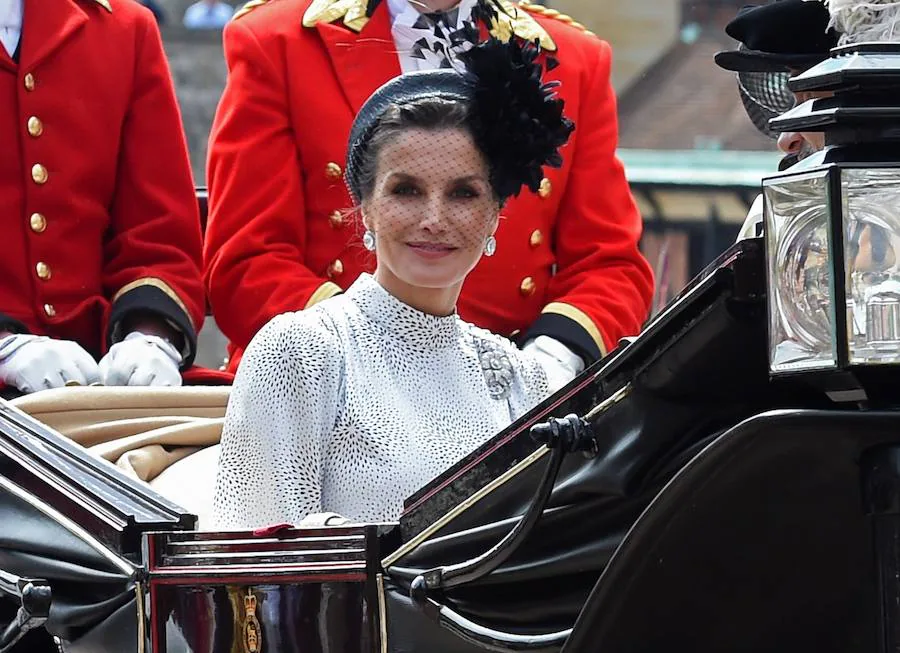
[{"xmin": 0, "ymin": 570, "xmax": 52, "ymax": 653}]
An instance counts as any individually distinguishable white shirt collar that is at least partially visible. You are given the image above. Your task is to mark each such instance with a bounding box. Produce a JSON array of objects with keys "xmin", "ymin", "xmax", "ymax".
[
  {"xmin": 386, "ymin": 0, "xmax": 414, "ymax": 25},
  {"xmin": 0, "ymin": 0, "xmax": 23, "ymax": 58},
  {"xmin": 388, "ymin": 0, "xmax": 480, "ymax": 73}
]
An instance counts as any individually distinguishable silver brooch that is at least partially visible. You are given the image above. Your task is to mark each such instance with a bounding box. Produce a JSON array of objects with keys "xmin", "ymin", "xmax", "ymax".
[{"xmin": 475, "ymin": 339, "xmax": 513, "ymax": 400}]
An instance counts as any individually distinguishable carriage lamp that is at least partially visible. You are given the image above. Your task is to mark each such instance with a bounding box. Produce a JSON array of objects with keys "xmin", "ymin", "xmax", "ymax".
[{"xmin": 762, "ymin": 43, "xmax": 900, "ymax": 386}]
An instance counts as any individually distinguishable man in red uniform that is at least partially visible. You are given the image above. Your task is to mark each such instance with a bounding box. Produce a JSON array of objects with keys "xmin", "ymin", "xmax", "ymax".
[
  {"xmin": 0, "ymin": 0, "xmax": 207, "ymax": 395},
  {"xmin": 205, "ymin": 0, "xmax": 654, "ymax": 377}
]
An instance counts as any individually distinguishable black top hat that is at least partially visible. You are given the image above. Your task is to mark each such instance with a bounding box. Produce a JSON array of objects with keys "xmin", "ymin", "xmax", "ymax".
[{"xmin": 715, "ymin": 0, "xmax": 840, "ymax": 73}]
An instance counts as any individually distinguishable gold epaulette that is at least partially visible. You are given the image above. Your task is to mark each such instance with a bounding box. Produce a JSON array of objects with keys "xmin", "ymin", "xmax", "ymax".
[
  {"xmin": 232, "ymin": 0, "xmax": 271, "ymax": 21},
  {"xmin": 302, "ymin": 0, "xmax": 369, "ymax": 31},
  {"xmin": 302, "ymin": 0, "xmax": 556, "ymax": 51},
  {"xmin": 493, "ymin": 0, "xmax": 556, "ymax": 51},
  {"xmin": 517, "ymin": 0, "xmax": 597, "ymax": 38}
]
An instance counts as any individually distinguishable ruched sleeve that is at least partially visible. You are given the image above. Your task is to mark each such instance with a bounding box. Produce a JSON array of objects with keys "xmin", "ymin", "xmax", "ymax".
[{"xmin": 212, "ymin": 310, "xmax": 345, "ymax": 529}]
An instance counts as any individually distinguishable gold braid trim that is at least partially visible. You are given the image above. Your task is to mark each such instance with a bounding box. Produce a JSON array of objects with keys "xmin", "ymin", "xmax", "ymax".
[
  {"xmin": 304, "ymin": 281, "xmax": 343, "ymax": 309},
  {"xmin": 232, "ymin": 0, "xmax": 271, "ymax": 21},
  {"xmin": 112, "ymin": 277, "xmax": 191, "ymax": 321},
  {"xmin": 541, "ymin": 301, "xmax": 608, "ymax": 357},
  {"xmin": 382, "ymin": 445, "xmax": 550, "ymax": 568},
  {"xmin": 517, "ymin": 0, "xmax": 597, "ymax": 38}
]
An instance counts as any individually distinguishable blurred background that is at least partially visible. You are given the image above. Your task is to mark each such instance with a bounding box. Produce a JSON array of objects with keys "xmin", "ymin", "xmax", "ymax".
[{"xmin": 153, "ymin": 0, "xmax": 780, "ymax": 364}]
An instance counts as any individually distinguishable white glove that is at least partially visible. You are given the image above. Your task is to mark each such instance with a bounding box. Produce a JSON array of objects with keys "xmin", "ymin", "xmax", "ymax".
[
  {"xmin": 99, "ymin": 331, "xmax": 183, "ymax": 387},
  {"xmin": 523, "ymin": 335, "xmax": 586, "ymax": 393},
  {"xmin": 0, "ymin": 334, "xmax": 101, "ymax": 393}
]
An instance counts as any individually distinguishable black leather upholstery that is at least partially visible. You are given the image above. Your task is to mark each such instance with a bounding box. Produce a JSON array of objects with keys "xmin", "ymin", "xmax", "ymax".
[{"xmin": 0, "ymin": 486, "xmax": 136, "ymax": 643}]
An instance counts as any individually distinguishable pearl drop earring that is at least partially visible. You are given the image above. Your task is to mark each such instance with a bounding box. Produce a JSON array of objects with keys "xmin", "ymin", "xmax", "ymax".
[
  {"xmin": 483, "ymin": 235, "xmax": 497, "ymax": 257},
  {"xmin": 363, "ymin": 229, "xmax": 376, "ymax": 251}
]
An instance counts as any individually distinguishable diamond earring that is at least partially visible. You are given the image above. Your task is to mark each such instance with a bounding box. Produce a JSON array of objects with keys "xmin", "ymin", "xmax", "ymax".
[
  {"xmin": 362, "ymin": 229, "xmax": 376, "ymax": 251},
  {"xmin": 483, "ymin": 235, "xmax": 497, "ymax": 257}
]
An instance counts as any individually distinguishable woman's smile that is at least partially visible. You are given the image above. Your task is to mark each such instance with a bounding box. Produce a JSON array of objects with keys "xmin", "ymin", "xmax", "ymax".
[{"xmin": 406, "ymin": 240, "xmax": 458, "ymax": 259}]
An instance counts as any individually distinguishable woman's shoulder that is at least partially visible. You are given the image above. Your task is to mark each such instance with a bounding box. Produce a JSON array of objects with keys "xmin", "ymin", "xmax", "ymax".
[{"xmin": 243, "ymin": 304, "xmax": 347, "ymax": 370}]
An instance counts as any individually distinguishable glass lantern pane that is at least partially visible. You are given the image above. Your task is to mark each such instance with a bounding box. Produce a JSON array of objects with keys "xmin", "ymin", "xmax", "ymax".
[
  {"xmin": 764, "ymin": 169, "xmax": 837, "ymax": 373},
  {"xmin": 842, "ymin": 167, "xmax": 900, "ymax": 365}
]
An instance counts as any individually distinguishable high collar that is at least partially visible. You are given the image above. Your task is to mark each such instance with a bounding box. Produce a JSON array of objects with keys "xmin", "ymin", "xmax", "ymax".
[{"xmin": 346, "ymin": 273, "xmax": 462, "ymax": 349}]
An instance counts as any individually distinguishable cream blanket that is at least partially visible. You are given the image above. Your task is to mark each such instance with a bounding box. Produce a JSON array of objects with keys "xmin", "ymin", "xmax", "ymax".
[{"xmin": 11, "ymin": 386, "xmax": 229, "ymax": 527}]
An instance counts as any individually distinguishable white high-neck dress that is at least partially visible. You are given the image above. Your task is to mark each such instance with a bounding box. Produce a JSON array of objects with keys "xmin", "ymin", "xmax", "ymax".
[{"xmin": 212, "ymin": 273, "xmax": 551, "ymax": 529}]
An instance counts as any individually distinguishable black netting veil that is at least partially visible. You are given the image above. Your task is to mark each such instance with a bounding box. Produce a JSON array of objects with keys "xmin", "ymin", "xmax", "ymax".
[{"xmin": 734, "ymin": 60, "xmax": 795, "ymax": 140}]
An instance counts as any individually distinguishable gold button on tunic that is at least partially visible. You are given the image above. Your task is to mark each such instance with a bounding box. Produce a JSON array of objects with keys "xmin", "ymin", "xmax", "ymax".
[
  {"xmin": 31, "ymin": 164, "xmax": 48, "ymax": 184},
  {"xmin": 520, "ymin": 277, "xmax": 536, "ymax": 297},
  {"xmin": 325, "ymin": 162, "xmax": 343, "ymax": 179},
  {"xmin": 538, "ymin": 178, "xmax": 552, "ymax": 199},
  {"xmin": 27, "ymin": 116, "xmax": 43, "ymax": 137},
  {"xmin": 29, "ymin": 213, "xmax": 47, "ymax": 233},
  {"xmin": 327, "ymin": 259, "xmax": 344, "ymax": 278}
]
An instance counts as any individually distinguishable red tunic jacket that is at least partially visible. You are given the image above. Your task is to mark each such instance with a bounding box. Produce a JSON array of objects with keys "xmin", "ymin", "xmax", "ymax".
[
  {"xmin": 205, "ymin": 0, "xmax": 654, "ymax": 372},
  {"xmin": 0, "ymin": 0, "xmax": 205, "ymax": 364}
]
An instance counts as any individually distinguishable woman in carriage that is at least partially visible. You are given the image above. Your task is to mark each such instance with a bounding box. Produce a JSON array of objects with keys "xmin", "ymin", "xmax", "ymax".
[{"xmin": 213, "ymin": 21, "xmax": 579, "ymax": 529}]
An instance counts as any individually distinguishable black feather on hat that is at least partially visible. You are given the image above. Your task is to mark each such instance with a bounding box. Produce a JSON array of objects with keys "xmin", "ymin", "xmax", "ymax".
[{"xmin": 457, "ymin": 37, "xmax": 573, "ymax": 201}]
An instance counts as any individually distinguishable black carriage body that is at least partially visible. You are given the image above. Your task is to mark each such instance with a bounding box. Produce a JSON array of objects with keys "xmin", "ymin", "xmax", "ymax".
[{"xmin": 380, "ymin": 238, "xmax": 795, "ymax": 640}]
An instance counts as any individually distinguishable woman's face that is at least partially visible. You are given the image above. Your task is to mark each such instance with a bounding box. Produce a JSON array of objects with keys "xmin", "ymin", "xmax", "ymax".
[{"xmin": 363, "ymin": 127, "xmax": 499, "ymax": 302}]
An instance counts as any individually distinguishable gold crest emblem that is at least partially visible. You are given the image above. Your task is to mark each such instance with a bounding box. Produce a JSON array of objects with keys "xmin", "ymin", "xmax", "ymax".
[{"xmin": 243, "ymin": 590, "xmax": 262, "ymax": 653}]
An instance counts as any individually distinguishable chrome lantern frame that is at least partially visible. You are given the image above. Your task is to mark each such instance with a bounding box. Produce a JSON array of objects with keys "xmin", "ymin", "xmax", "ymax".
[{"xmin": 762, "ymin": 43, "xmax": 900, "ymax": 400}]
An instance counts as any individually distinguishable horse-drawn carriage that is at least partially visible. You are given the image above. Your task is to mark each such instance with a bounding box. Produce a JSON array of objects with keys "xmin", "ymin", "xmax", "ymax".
[{"xmin": 3, "ymin": 233, "xmax": 899, "ymax": 653}]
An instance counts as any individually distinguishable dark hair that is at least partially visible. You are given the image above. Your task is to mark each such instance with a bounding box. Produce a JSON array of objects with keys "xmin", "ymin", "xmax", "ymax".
[{"xmin": 352, "ymin": 98, "xmax": 498, "ymax": 203}]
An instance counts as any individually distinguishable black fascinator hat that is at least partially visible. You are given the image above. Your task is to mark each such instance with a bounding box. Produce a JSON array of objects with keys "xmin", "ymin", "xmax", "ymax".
[{"xmin": 345, "ymin": 35, "xmax": 575, "ymax": 204}]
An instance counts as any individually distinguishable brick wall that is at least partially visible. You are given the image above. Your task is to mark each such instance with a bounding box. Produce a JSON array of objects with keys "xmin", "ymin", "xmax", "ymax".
[
  {"xmin": 160, "ymin": 27, "xmax": 227, "ymax": 182},
  {"xmin": 547, "ymin": 0, "xmax": 679, "ymax": 92},
  {"xmin": 156, "ymin": 27, "xmax": 229, "ymax": 366}
]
